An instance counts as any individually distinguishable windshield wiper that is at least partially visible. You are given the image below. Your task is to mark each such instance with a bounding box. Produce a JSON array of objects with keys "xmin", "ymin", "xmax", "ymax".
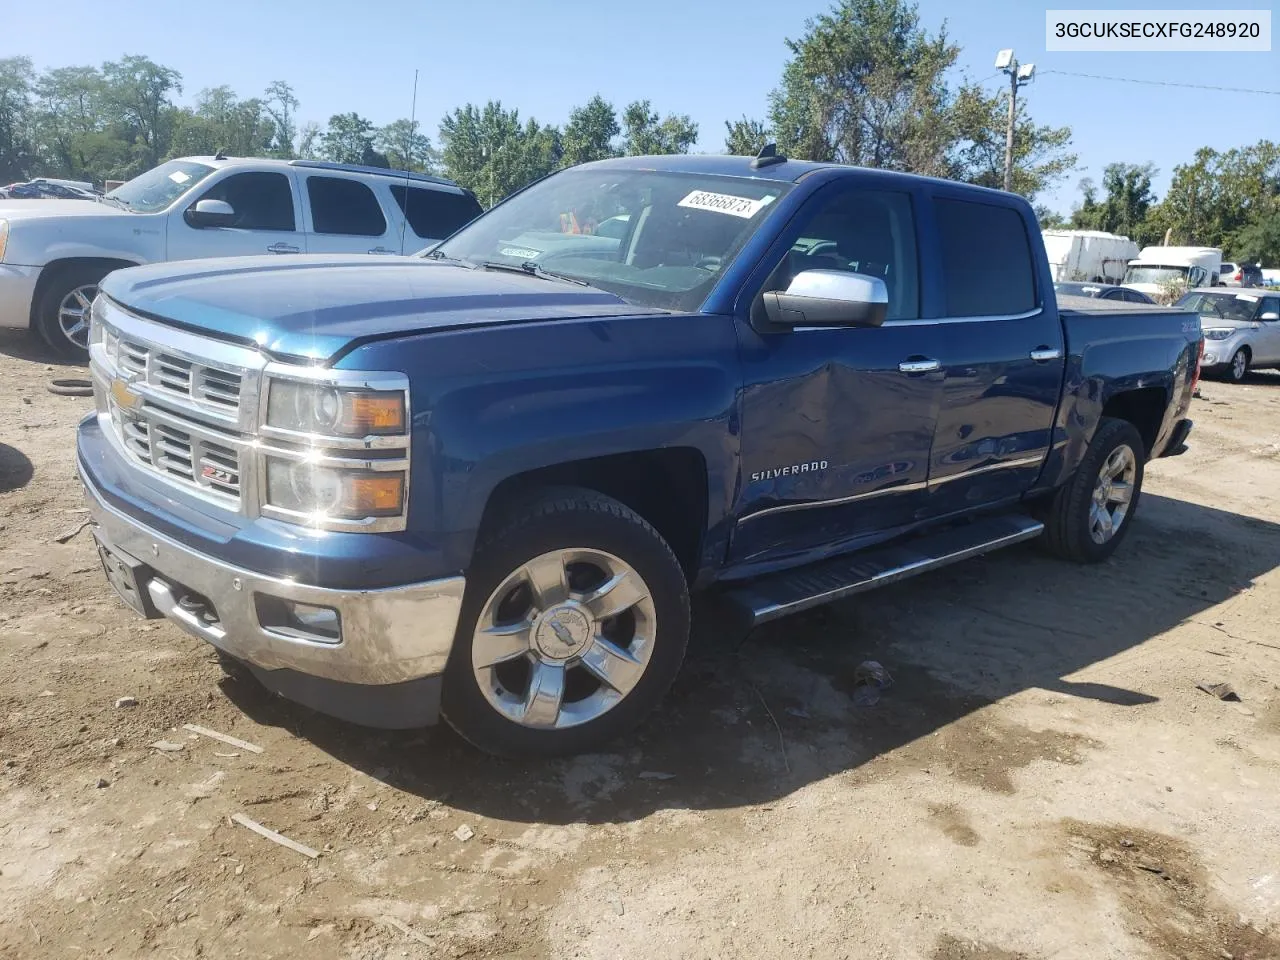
[
  {"xmin": 475, "ymin": 259, "xmax": 590, "ymax": 287},
  {"xmin": 101, "ymin": 195, "xmax": 130, "ymax": 210}
]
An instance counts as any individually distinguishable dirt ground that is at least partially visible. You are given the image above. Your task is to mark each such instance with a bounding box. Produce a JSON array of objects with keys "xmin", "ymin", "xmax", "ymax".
[{"xmin": 3, "ymin": 326, "xmax": 1280, "ymax": 960}]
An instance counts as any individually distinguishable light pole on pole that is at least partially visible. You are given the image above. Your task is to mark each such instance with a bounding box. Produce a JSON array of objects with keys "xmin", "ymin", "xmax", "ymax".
[{"xmin": 994, "ymin": 48, "xmax": 1036, "ymax": 193}]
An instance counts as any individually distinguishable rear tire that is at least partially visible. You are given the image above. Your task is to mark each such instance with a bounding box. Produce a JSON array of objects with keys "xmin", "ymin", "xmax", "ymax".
[
  {"xmin": 442, "ymin": 487, "xmax": 689, "ymax": 758},
  {"xmin": 35, "ymin": 264, "xmax": 109, "ymax": 361},
  {"xmin": 1041, "ymin": 417, "xmax": 1145, "ymax": 563}
]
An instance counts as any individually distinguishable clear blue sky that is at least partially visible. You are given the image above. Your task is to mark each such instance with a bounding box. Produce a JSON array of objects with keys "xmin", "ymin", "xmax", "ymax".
[{"xmin": 11, "ymin": 0, "xmax": 1278, "ymax": 213}]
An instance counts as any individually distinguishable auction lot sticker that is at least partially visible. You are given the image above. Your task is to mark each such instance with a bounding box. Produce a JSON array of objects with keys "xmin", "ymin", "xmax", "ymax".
[{"xmin": 678, "ymin": 190, "xmax": 772, "ymax": 218}]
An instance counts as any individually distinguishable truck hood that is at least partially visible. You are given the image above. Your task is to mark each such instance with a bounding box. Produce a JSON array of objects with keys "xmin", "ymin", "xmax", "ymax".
[
  {"xmin": 0, "ymin": 198, "xmax": 127, "ymax": 220},
  {"xmin": 100, "ymin": 255, "xmax": 666, "ymax": 361}
]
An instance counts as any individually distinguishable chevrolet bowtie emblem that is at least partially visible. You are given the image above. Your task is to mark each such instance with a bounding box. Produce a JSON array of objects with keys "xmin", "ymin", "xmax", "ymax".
[{"xmin": 110, "ymin": 376, "xmax": 142, "ymax": 412}]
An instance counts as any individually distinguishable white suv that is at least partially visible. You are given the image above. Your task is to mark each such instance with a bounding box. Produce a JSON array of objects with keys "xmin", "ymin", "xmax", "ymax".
[{"xmin": 0, "ymin": 157, "xmax": 483, "ymax": 358}]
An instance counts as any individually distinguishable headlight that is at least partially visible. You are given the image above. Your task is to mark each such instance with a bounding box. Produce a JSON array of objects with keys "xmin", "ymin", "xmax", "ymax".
[
  {"xmin": 265, "ymin": 458, "xmax": 404, "ymax": 520},
  {"xmin": 266, "ymin": 380, "xmax": 406, "ymax": 437},
  {"xmin": 1202, "ymin": 328, "xmax": 1234, "ymax": 341},
  {"xmin": 0, "ymin": 219, "xmax": 8, "ymax": 262}
]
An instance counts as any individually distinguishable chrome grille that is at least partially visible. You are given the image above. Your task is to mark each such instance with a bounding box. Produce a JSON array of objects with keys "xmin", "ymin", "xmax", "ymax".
[
  {"xmin": 111, "ymin": 408, "xmax": 242, "ymax": 503},
  {"xmin": 113, "ymin": 338, "xmax": 243, "ymax": 413}
]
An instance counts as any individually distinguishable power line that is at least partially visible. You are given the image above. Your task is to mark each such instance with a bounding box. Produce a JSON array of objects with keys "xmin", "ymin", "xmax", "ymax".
[{"xmin": 1038, "ymin": 69, "xmax": 1280, "ymax": 97}]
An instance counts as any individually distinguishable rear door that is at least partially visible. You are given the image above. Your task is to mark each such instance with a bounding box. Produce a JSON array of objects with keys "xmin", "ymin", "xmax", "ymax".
[
  {"xmin": 302, "ymin": 175, "xmax": 400, "ymax": 255},
  {"xmin": 167, "ymin": 170, "xmax": 304, "ymax": 260},
  {"xmin": 923, "ymin": 193, "xmax": 1066, "ymax": 513}
]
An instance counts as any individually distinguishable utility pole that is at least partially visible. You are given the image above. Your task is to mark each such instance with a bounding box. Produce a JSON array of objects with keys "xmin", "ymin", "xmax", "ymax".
[{"xmin": 994, "ymin": 49, "xmax": 1036, "ymax": 193}]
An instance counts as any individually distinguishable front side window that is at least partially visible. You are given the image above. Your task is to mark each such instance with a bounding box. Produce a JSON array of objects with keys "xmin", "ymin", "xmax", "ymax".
[
  {"xmin": 196, "ymin": 172, "xmax": 295, "ymax": 231},
  {"xmin": 764, "ymin": 188, "xmax": 920, "ymax": 321},
  {"xmin": 307, "ymin": 176, "xmax": 388, "ymax": 236},
  {"xmin": 106, "ymin": 160, "xmax": 216, "ymax": 213},
  {"xmin": 429, "ymin": 168, "xmax": 792, "ymax": 312},
  {"xmin": 936, "ymin": 197, "xmax": 1036, "ymax": 317}
]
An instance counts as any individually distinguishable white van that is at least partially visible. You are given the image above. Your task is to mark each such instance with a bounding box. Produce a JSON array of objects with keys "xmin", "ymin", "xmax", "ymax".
[
  {"xmin": 1122, "ymin": 246, "xmax": 1222, "ymax": 298},
  {"xmin": 1042, "ymin": 230, "xmax": 1139, "ymax": 284}
]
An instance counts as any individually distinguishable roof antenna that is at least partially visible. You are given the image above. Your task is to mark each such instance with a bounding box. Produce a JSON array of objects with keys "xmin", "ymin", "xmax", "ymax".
[
  {"xmin": 398, "ymin": 68, "xmax": 419, "ymax": 254},
  {"xmin": 750, "ymin": 142, "xmax": 786, "ymax": 169},
  {"xmin": 214, "ymin": 149, "xmax": 227, "ymax": 161}
]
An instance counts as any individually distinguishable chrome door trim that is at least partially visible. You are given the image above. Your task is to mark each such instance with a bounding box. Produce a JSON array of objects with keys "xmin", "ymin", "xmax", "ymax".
[
  {"xmin": 928, "ymin": 454, "xmax": 1045, "ymax": 487},
  {"xmin": 737, "ymin": 479, "xmax": 929, "ymax": 524}
]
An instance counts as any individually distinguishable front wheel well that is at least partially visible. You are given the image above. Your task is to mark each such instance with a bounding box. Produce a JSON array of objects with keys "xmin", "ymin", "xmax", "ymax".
[
  {"xmin": 1100, "ymin": 387, "xmax": 1168, "ymax": 459},
  {"xmin": 476, "ymin": 449, "xmax": 710, "ymax": 583},
  {"xmin": 29, "ymin": 257, "xmax": 138, "ymax": 328}
]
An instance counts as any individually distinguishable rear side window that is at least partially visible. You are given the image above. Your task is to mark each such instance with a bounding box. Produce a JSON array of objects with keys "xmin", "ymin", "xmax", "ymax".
[
  {"xmin": 306, "ymin": 176, "xmax": 387, "ymax": 236},
  {"xmin": 935, "ymin": 198, "xmax": 1036, "ymax": 317},
  {"xmin": 389, "ymin": 185, "xmax": 482, "ymax": 240}
]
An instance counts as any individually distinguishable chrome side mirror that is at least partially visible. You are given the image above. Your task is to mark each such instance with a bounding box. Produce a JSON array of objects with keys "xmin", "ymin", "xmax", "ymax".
[
  {"xmin": 185, "ymin": 198, "xmax": 236, "ymax": 228},
  {"xmin": 762, "ymin": 269, "xmax": 889, "ymax": 328}
]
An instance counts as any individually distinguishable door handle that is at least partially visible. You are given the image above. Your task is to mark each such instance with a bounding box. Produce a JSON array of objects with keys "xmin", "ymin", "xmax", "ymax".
[
  {"xmin": 267, "ymin": 242, "xmax": 299, "ymax": 254},
  {"xmin": 1029, "ymin": 347, "xmax": 1063, "ymax": 362},
  {"xmin": 368, "ymin": 246, "xmax": 396, "ymax": 255},
  {"xmin": 898, "ymin": 358, "xmax": 941, "ymax": 374}
]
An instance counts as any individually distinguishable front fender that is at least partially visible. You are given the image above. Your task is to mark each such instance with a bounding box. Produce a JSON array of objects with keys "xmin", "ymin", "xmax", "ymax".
[
  {"xmin": 343, "ymin": 313, "xmax": 741, "ymax": 573},
  {"xmin": 9, "ymin": 214, "xmax": 162, "ymax": 267}
]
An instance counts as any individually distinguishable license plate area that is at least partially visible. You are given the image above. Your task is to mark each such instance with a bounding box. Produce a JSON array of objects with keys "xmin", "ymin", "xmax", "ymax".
[{"xmin": 93, "ymin": 531, "xmax": 161, "ymax": 619}]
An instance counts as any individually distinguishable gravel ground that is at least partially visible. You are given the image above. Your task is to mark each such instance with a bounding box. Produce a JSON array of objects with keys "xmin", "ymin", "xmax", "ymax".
[{"xmin": 2, "ymin": 326, "xmax": 1279, "ymax": 960}]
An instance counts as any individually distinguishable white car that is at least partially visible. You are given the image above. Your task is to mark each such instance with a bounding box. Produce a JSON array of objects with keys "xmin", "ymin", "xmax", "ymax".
[
  {"xmin": 0, "ymin": 157, "xmax": 482, "ymax": 358},
  {"xmin": 1179, "ymin": 288, "xmax": 1280, "ymax": 383}
]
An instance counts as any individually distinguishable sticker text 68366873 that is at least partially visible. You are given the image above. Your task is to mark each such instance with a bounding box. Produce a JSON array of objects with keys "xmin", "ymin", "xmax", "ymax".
[{"xmin": 677, "ymin": 190, "xmax": 772, "ymax": 219}]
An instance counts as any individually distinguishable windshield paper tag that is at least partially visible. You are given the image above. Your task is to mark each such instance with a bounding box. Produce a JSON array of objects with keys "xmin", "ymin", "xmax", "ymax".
[
  {"xmin": 168, "ymin": 171, "xmax": 191, "ymax": 184},
  {"xmin": 678, "ymin": 190, "xmax": 769, "ymax": 219},
  {"xmin": 500, "ymin": 246, "xmax": 540, "ymax": 259},
  {"xmin": 1236, "ymin": 293, "xmax": 1259, "ymax": 302}
]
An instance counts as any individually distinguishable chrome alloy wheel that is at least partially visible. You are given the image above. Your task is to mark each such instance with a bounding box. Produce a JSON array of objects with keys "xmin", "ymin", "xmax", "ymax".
[
  {"xmin": 57, "ymin": 283, "xmax": 98, "ymax": 349},
  {"xmin": 1232, "ymin": 349, "xmax": 1248, "ymax": 381},
  {"xmin": 471, "ymin": 548, "xmax": 657, "ymax": 730},
  {"xmin": 1089, "ymin": 443, "xmax": 1137, "ymax": 544}
]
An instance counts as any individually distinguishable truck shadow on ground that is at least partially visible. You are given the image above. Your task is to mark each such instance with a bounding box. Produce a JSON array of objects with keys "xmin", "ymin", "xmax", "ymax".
[
  {"xmin": 0, "ymin": 328, "xmax": 84, "ymax": 366},
  {"xmin": 0, "ymin": 442, "xmax": 33, "ymax": 493},
  {"xmin": 224, "ymin": 491, "xmax": 1280, "ymax": 824}
]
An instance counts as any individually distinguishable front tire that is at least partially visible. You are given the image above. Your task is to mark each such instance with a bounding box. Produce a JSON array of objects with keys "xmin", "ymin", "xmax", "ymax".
[
  {"xmin": 1227, "ymin": 348, "xmax": 1250, "ymax": 384},
  {"xmin": 35, "ymin": 264, "xmax": 109, "ymax": 361},
  {"xmin": 442, "ymin": 488, "xmax": 689, "ymax": 758},
  {"xmin": 1042, "ymin": 417, "xmax": 1145, "ymax": 563}
]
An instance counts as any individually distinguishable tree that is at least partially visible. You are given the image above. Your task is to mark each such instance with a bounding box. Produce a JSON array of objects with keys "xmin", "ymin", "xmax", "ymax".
[
  {"xmin": 296, "ymin": 121, "xmax": 321, "ymax": 160},
  {"xmin": 376, "ymin": 118, "xmax": 434, "ymax": 172},
  {"xmin": 32, "ymin": 65, "xmax": 122, "ymax": 181},
  {"xmin": 724, "ymin": 116, "xmax": 770, "ymax": 156},
  {"xmin": 561, "ymin": 95, "xmax": 619, "ymax": 167},
  {"xmin": 0, "ymin": 57, "xmax": 36, "ymax": 182},
  {"xmin": 949, "ymin": 82, "xmax": 1076, "ymax": 201},
  {"xmin": 767, "ymin": 0, "xmax": 956, "ymax": 174},
  {"xmin": 320, "ymin": 112, "xmax": 386, "ymax": 166},
  {"xmin": 439, "ymin": 101, "xmax": 562, "ymax": 206},
  {"xmin": 621, "ymin": 100, "xmax": 697, "ymax": 156},
  {"xmin": 167, "ymin": 86, "xmax": 275, "ymax": 158},
  {"xmin": 1097, "ymin": 163, "xmax": 1156, "ymax": 239},
  {"xmin": 1035, "ymin": 205, "xmax": 1067, "ymax": 229},
  {"xmin": 263, "ymin": 80, "xmax": 299, "ymax": 158},
  {"xmin": 1232, "ymin": 213, "xmax": 1280, "ymax": 265},
  {"xmin": 1146, "ymin": 141, "xmax": 1279, "ymax": 251},
  {"xmin": 100, "ymin": 55, "xmax": 182, "ymax": 173}
]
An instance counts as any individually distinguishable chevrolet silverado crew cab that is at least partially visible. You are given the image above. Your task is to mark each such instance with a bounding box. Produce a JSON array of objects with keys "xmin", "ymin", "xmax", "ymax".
[
  {"xmin": 77, "ymin": 152, "xmax": 1199, "ymax": 757},
  {"xmin": 0, "ymin": 156, "xmax": 482, "ymax": 358}
]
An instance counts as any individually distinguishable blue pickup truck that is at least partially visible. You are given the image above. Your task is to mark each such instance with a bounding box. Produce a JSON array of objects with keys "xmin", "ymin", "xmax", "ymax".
[{"xmin": 77, "ymin": 152, "xmax": 1199, "ymax": 756}]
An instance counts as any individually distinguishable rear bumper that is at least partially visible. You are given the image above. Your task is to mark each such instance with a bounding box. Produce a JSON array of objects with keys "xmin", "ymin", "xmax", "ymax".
[
  {"xmin": 0, "ymin": 264, "xmax": 40, "ymax": 330},
  {"xmin": 81, "ymin": 461, "xmax": 466, "ymax": 728}
]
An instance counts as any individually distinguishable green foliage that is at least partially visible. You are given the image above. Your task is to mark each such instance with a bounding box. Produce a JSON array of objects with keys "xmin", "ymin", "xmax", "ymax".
[
  {"xmin": 620, "ymin": 100, "xmax": 697, "ymax": 156},
  {"xmin": 948, "ymin": 82, "xmax": 1076, "ymax": 199},
  {"xmin": 562, "ymin": 95, "xmax": 619, "ymax": 167},
  {"xmin": 1067, "ymin": 163, "xmax": 1157, "ymax": 242},
  {"xmin": 0, "ymin": 57, "xmax": 37, "ymax": 182},
  {"xmin": 724, "ymin": 117, "xmax": 770, "ymax": 156},
  {"xmin": 439, "ymin": 101, "xmax": 562, "ymax": 206},
  {"xmin": 320, "ymin": 112, "xmax": 387, "ymax": 167},
  {"xmin": 376, "ymin": 118, "xmax": 435, "ymax": 172}
]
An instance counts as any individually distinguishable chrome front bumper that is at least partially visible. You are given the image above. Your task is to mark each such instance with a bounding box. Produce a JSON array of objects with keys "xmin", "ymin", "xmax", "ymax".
[
  {"xmin": 0, "ymin": 264, "xmax": 40, "ymax": 330},
  {"xmin": 82, "ymin": 468, "xmax": 466, "ymax": 687}
]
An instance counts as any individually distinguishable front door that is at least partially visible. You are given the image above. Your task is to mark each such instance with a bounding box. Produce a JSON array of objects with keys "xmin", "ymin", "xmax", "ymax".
[
  {"xmin": 167, "ymin": 170, "xmax": 304, "ymax": 261},
  {"xmin": 924, "ymin": 193, "xmax": 1065, "ymax": 513},
  {"xmin": 730, "ymin": 185, "xmax": 946, "ymax": 566},
  {"xmin": 1252, "ymin": 295, "xmax": 1280, "ymax": 364}
]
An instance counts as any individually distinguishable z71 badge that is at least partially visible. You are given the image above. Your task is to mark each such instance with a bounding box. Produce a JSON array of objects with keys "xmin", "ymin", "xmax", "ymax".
[{"xmin": 750, "ymin": 460, "xmax": 828, "ymax": 482}]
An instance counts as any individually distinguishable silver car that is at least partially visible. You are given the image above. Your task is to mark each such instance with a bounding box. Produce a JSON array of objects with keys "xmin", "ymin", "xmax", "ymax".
[{"xmin": 1178, "ymin": 288, "xmax": 1280, "ymax": 382}]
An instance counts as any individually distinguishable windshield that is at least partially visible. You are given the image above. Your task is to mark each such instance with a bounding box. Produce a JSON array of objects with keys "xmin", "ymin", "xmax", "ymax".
[
  {"xmin": 1123, "ymin": 265, "xmax": 1189, "ymax": 285},
  {"xmin": 1054, "ymin": 282, "xmax": 1104, "ymax": 297},
  {"xmin": 1179, "ymin": 292, "xmax": 1259, "ymax": 322},
  {"xmin": 105, "ymin": 160, "xmax": 215, "ymax": 213},
  {"xmin": 428, "ymin": 168, "xmax": 792, "ymax": 311}
]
